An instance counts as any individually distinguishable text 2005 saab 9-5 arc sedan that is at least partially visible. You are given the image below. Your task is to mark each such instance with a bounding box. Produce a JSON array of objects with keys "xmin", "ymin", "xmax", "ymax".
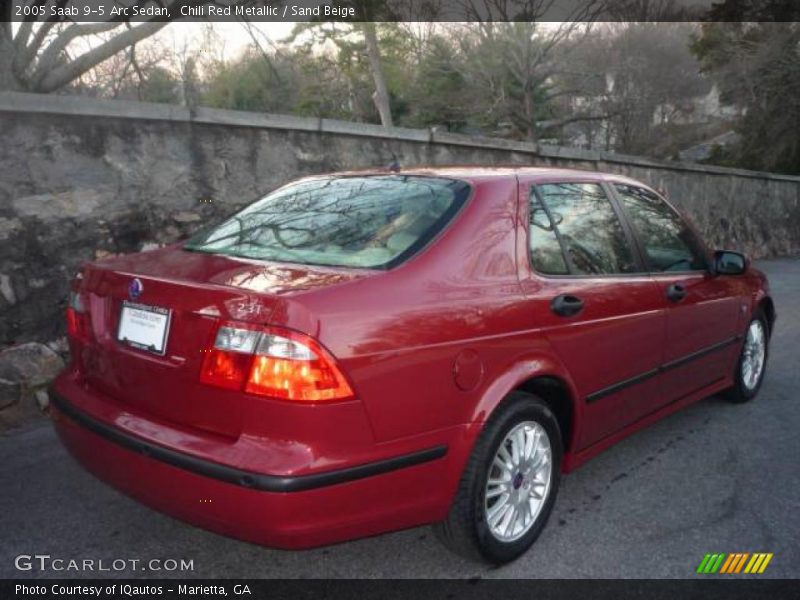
[{"xmin": 51, "ymin": 167, "xmax": 774, "ymax": 563}]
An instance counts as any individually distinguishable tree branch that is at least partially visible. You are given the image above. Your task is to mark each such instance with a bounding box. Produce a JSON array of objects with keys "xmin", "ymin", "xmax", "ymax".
[
  {"xmin": 30, "ymin": 22, "xmax": 121, "ymax": 87},
  {"xmin": 242, "ymin": 21, "xmax": 282, "ymax": 83},
  {"xmin": 14, "ymin": 21, "xmax": 59, "ymax": 76},
  {"xmin": 35, "ymin": 22, "xmax": 167, "ymax": 92}
]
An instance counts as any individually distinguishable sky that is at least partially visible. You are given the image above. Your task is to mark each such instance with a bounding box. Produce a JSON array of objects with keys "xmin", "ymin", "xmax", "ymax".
[
  {"xmin": 155, "ymin": 21, "xmax": 557, "ymax": 62},
  {"xmin": 11, "ymin": 20, "xmax": 300, "ymax": 65},
  {"xmin": 159, "ymin": 22, "xmax": 302, "ymax": 60}
]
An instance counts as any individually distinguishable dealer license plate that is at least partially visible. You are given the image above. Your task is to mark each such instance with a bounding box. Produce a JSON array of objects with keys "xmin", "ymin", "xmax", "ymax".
[{"xmin": 117, "ymin": 301, "xmax": 171, "ymax": 355}]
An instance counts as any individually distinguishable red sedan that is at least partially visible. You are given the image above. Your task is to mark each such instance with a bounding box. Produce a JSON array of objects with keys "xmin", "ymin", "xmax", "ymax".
[{"xmin": 52, "ymin": 167, "xmax": 774, "ymax": 563}]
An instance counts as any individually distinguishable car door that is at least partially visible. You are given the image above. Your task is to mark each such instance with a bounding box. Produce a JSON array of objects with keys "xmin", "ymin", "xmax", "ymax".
[
  {"xmin": 611, "ymin": 183, "xmax": 742, "ymax": 406},
  {"xmin": 517, "ymin": 177, "xmax": 667, "ymax": 450}
]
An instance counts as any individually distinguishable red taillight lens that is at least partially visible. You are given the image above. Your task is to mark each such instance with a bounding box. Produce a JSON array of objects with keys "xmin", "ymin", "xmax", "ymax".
[
  {"xmin": 199, "ymin": 348, "xmax": 253, "ymax": 390},
  {"xmin": 66, "ymin": 291, "xmax": 91, "ymax": 341},
  {"xmin": 66, "ymin": 306, "xmax": 81, "ymax": 336},
  {"xmin": 200, "ymin": 322, "xmax": 354, "ymax": 402},
  {"xmin": 199, "ymin": 324, "xmax": 261, "ymax": 390},
  {"xmin": 245, "ymin": 354, "xmax": 353, "ymax": 401}
]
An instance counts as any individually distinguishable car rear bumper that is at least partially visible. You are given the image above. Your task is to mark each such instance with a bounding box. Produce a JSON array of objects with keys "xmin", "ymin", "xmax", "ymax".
[{"xmin": 50, "ymin": 377, "xmax": 466, "ymax": 549}]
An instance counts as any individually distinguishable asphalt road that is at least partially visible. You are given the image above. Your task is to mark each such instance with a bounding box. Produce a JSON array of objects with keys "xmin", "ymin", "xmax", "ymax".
[{"xmin": 2, "ymin": 259, "xmax": 798, "ymax": 580}]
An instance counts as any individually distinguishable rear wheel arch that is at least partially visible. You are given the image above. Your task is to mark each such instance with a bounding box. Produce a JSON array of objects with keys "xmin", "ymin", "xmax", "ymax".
[
  {"xmin": 463, "ymin": 356, "xmax": 581, "ymax": 474},
  {"xmin": 514, "ymin": 376, "xmax": 575, "ymax": 455}
]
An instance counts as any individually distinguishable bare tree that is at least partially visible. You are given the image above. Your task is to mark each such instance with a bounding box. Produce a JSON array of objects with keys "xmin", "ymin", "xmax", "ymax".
[
  {"xmin": 360, "ymin": 21, "xmax": 393, "ymax": 127},
  {"xmin": 455, "ymin": 1, "xmax": 605, "ymax": 141},
  {"xmin": 595, "ymin": 22, "xmax": 708, "ymax": 154},
  {"xmin": 0, "ymin": 1, "xmax": 270, "ymax": 93},
  {"xmin": 288, "ymin": 13, "xmax": 398, "ymax": 127},
  {"xmin": 604, "ymin": 0, "xmax": 704, "ymax": 21},
  {"xmin": 340, "ymin": 1, "xmax": 402, "ymax": 127},
  {"xmin": 166, "ymin": 24, "xmax": 222, "ymax": 107},
  {"xmin": 76, "ymin": 35, "xmax": 170, "ymax": 99}
]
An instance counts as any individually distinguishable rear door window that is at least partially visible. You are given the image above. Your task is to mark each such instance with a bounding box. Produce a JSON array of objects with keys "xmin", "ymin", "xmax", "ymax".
[
  {"xmin": 185, "ymin": 175, "xmax": 470, "ymax": 269},
  {"xmin": 530, "ymin": 182, "xmax": 639, "ymax": 275},
  {"xmin": 529, "ymin": 191, "xmax": 570, "ymax": 275}
]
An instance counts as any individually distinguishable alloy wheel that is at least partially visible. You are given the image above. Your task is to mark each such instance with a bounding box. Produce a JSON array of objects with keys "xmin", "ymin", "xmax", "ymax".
[
  {"xmin": 484, "ymin": 421, "xmax": 552, "ymax": 543},
  {"xmin": 742, "ymin": 319, "xmax": 767, "ymax": 391}
]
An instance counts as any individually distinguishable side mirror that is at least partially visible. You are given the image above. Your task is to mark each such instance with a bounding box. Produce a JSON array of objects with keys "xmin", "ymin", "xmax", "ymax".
[{"xmin": 713, "ymin": 250, "xmax": 747, "ymax": 275}]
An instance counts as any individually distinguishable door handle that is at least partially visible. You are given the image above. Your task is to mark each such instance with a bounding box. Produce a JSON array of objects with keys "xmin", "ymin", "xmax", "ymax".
[
  {"xmin": 551, "ymin": 294, "xmax": 584, "ymax": 317},
  {"xmin": 666, "ymin": 283, "xmax": 687, "ymax": 302}
]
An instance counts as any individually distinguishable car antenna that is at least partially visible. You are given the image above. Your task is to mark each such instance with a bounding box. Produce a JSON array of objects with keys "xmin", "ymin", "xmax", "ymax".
[{"xmin": 387, "ymin": 154, "xmax": 401, "ymax": 173}]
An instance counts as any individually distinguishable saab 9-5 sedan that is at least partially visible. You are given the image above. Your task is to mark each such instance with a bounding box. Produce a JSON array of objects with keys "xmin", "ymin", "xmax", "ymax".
[{"xmin": 52, "ymin": 167, "xmax": 774, "ymax": 563}]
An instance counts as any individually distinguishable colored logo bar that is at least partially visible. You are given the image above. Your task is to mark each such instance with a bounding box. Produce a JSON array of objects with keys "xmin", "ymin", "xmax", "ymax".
[{"xmin": 697, "ymin": 553, "xmax": 773, "ymax": 574}]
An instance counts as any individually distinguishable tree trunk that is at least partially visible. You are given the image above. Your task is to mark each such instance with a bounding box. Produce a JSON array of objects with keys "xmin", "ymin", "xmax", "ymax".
[
  {"xmin": 361, "ymin": 22, "xmax": 393, "ymax": 128},
  {"xmin": 524, "ymin": 88, "xmax": 538, "ymax": 142},
  {"xmin": 0, "ymin": 28, "xmax": 22, "ymax": 91}
]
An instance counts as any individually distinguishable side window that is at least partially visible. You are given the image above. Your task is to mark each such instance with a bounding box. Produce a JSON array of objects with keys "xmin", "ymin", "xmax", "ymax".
[
  {"xmin": 614, "ymin": 184, "xmax": 707, "ymax": 272},
  {"xmin": 529, "ymin": 191, "xmax": 569, "ymax": 275},
  {"xmin": 532, "ymin": 183, "xmax": 638, "ymax": 275}
]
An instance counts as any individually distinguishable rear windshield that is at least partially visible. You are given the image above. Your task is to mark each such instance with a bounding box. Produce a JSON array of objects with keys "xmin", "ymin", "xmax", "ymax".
[{"xmin": 184, "ymin": 175, "xmax": 471, "ymax": 269}]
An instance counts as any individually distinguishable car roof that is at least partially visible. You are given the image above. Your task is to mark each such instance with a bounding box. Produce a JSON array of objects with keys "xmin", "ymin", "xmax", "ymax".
[{"xmin": 313, "ymin": 165, "xmax": 649, "ymax": 187}]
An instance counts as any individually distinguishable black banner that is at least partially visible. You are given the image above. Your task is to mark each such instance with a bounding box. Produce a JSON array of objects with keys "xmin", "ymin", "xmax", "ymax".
[
  {"xmin": 2, "ymin": 579, "xmax": 799, "ymax": 600},
  {"xmin": 4, "ymin": 0, "xmax": 800, "ymax": 23}
]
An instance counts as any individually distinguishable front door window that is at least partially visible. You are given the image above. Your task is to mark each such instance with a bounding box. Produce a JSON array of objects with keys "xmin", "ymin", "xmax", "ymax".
[{"xmin": 613, "ymin": 184, "xmax": 707, "ymax": 272}]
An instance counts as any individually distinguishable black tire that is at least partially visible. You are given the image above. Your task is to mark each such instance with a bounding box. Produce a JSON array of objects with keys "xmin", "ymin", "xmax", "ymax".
[
  {"xmin": 724, "ymin": 309, "xmax": 770, "ymax": 404},
  {"xmin": 433, "ymin": 391, "xmax": 562, "ymax": 564}
]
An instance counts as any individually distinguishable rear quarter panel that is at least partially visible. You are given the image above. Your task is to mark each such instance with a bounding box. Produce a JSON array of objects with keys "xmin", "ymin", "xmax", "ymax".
[{"xmin": 284, "ymin": 177, "xmax": 543, "ymax": 442}]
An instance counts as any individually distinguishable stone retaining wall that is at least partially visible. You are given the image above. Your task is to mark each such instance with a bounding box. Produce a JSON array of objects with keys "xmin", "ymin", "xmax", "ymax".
[{"xmin": 1, "ymin": 91, "xmax": 799, "ymax": 346}]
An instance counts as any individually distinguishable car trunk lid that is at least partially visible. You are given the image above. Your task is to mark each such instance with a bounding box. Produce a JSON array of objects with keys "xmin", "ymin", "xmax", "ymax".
[{"xmin": 74, "ymin": 246, "xmax": 370, "ymax": 439}]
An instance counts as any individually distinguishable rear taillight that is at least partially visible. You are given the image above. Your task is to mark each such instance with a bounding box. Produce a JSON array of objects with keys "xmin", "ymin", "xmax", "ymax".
[
  {"xmin": 200, "ymin": 322, "xmax": 354, "ymax": 402},
  {"xmin": 66, "ymin": 291, "xmax": 91, "ymax": 341}
]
